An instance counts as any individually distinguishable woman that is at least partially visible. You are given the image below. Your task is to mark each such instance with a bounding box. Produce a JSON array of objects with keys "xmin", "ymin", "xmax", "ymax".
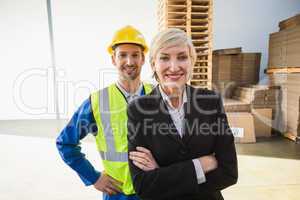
[{"xmin": 127, "ymin": 28, "xmax": 238, "ymax": 200}]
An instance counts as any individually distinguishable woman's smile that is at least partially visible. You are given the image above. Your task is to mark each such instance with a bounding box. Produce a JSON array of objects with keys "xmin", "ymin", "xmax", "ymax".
[{"xmin": 164, "ymin": 72, "xmax": 184, "ymax": 81}]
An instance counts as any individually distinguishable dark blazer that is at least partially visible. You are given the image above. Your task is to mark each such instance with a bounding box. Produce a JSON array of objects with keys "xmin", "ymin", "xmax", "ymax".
[{"xmin": 127, "ymin": 85, "xmax": 238, "ymax": 200}]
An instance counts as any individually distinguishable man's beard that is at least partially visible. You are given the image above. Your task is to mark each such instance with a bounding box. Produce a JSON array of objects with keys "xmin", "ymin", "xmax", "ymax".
[{"xmin": 121, "ymin": 65, "xmax": 140, "ymax": 80}]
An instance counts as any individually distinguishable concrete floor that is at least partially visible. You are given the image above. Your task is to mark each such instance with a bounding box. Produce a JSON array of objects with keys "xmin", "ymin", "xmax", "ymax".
[
  {"xmin": 1, "ymin": 120, "xmax": 300, "ymax": 200},
  {"xmin": 225, "ymin": 138, "xmax": 300, "ymax": 200}
]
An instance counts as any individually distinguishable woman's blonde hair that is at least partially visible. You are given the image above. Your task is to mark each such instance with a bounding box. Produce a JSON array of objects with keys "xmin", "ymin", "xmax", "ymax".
[{"xmin": 149, "ymin": 28, "xmax": 197, "ymax": 68}]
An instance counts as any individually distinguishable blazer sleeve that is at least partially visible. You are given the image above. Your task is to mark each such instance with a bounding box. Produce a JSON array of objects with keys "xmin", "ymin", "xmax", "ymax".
[
  {"xmin": 198, "ymin": 94, "xmax": 238, "ymax": 192},
  {"xmin": 127, "ymin": 102, "xmax": 199, "ymax": 199}
]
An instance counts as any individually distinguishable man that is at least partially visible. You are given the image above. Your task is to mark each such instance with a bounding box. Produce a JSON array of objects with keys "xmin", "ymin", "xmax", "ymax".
[{"xmin": 56, "ymin": 25, "xmax": 153, "ymax": 200}]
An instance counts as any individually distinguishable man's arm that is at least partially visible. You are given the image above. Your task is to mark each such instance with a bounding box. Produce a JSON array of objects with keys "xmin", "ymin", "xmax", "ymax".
[{"xmin": 56, "ymin": 97, "xmax": 100, "ymax": 186}]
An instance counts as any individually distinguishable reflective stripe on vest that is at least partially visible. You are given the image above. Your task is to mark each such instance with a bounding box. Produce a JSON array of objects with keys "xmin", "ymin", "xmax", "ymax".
[
  {"xmin": 97, "ymin": 87, "xmax": 128, "ymax": 162},
  {"xmin": 92, "ymin": 83, "xmax": 153, "ymax": 161}
]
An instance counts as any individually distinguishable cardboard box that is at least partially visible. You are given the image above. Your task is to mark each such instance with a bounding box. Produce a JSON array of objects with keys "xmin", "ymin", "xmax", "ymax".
[
  {"xmin": 279, "ymin": 13, "xmax": 300, "ymax": 31},
  {"xmin": 268, "ymin": 73, "xmax": 300, "ymax": 136},
  {"xmin": 213, "ymin": 47, "xmax": 242, "ymax": 55},
  {"xmin": 212, "ymin": 48, "xmax": 261, "ymax": 98},
  {"xmin": 223, "ymin": 98, "xmax": 251, "ymax": 112},
  {"xmin": 212, "ymin": 81, "xmax": 238, "ymax": 98},
  {"xmin": 232, "ymin": 85, "xmax": 280, "ymax": 109},
  {"xmin": 226, "ymin": 112, "xmax": 256, "ymax": 143},
  {"xmin": 268, "ymin": 25, "xmax": 300, "ymax": 68},
  {"xmin": 252, "ymin": 108, "xmax": 272, "ymax": 137}
]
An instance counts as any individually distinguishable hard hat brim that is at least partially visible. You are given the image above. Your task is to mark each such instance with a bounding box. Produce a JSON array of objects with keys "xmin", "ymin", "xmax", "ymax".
[{"xmin": 107, "ymin": 41, "xmax": 148, "ymax": 55}]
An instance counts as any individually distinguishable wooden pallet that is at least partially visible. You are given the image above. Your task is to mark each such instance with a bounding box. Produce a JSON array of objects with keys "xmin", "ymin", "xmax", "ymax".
[
  {"xmin": 265, "ymin": 67, "xmax": 300, "ymax": 74},
  {"xmin": 157, "ymin": 0, "xmax": 213, "ymax": 89},
  {"xmin": 283, "ymin": 132, "xmax": 300, "ymax": 143}
]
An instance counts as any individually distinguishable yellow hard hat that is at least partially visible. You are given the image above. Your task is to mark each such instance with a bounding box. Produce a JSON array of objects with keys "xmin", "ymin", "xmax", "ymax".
[{"xmin": 107, "ymin": 25, "xmax": 148, "ymax": 55}]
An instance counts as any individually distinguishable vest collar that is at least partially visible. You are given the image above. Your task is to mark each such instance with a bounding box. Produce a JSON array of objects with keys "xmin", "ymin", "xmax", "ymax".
[{"xmin": 115, "ymin": 81, "xmax": 144, "ymax": 99}]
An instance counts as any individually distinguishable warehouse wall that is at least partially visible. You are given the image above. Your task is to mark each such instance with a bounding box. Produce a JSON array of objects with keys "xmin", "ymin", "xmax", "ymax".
[
  {"xmin": 213, "ymin": 0, "xmax": 300, "ymax": 82},
  {"xmin": 0, "ymin": 0, "xmax": 157, "ymax": 120},
  {"xmin": 1, "ymin": 0, "xmax": 300, "ymax": 120}
]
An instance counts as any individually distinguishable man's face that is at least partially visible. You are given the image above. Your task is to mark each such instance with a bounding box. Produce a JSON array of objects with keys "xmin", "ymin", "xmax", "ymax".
[{"xmin": 112, "ymin": 44, "xmax": 145, "ymax": 81}]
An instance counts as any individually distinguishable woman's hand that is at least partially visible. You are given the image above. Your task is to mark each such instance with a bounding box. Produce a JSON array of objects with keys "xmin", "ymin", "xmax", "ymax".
[
  {"xmin": 129, "ymin": 146, "xmax": 159, "ymax": 171},
  {"xmin": 198, "ymin": 155, "xmax": 218, "ymax": 173}
]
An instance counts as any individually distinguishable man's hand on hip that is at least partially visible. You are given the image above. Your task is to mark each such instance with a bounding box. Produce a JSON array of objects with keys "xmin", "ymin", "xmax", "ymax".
[{"xmin": 93, "ymin": 172, "xmax": 123, "ymax": 195}]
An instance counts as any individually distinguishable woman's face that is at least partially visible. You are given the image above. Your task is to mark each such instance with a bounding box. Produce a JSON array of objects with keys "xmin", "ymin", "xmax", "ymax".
[{"xmin": 153, "ymin": 44, "xmax": 192, "ymax": 90}]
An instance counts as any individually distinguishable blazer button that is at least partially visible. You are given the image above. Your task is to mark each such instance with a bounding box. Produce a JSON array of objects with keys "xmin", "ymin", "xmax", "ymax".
[{"xmin": 179, "ymin": 149, "xmax": 188, "ymax": 155}]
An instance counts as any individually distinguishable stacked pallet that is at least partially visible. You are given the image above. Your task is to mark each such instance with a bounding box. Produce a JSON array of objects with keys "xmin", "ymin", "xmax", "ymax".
[
  {"xmin": 212, "ymin": 47, "xmax": 261, "ymax": 98},
  {"xmin": 266, "ymin": 13, "xmax": 300, "ymax": 141},
  {"xmin": 157, "ymin": 0, "xmax": 213, "ymax": 89}
]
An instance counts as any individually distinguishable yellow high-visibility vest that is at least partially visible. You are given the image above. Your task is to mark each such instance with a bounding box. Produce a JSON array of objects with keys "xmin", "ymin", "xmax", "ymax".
[{"xmin": 91, "ymin": 83, "xmax": 153, "ymax": 195}]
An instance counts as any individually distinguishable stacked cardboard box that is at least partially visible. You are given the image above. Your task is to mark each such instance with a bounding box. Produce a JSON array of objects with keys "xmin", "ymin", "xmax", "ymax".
[
  {"xmin": 279, "ymin": 13, "xmax": 300, "ymax": 31},
  {"xmin": 212, "ymin": 49, "xmax": 238, "ymax": 97},
  {"xmin": 298, "ymin": 97, "xmax": 300, "ymax": 136},
  {"xmin": 213, "ymin": 47, "xmax": 242, "ymax": 55},
  {"xmin": 269, "ymin": 14, "xmax": 300, "ymax": 68},
  {"xmin": 212, "ymin": 47, "xmax": 264, "ymax": 140},
  {"xmin": 239, "ymin": 53, "xmax": 261, "ymax": 85},
  {"xmin": 232, "ymin": 85, "xmax": 280, "ymax": 109},
  {"xmin": 212, "ymin": 48, "xmax": 242, "ymax": 83},
  {"xmin": 233, "ymin": 85, "xmax": 281, "ymax": 137},
  {"xmin": 212, "ymin": 47, "xmax": 261, "ymax": 98},
  {"xmin": 226, "ymin": 112, "xmax": 256, "ymax": 143},
  {"xmin": 229, "ymin": 85, "xmax": 279, "ymax": 138},
  {"xmin": 223, "ymin": 98, "xmax": 251, "ymax": 112},
  {"xmin": 268, "ymin": 73, "xmax": 300, "ymax": 138},
  {"xmin": 252, "ymin": 108, "xmax": 273, "ymax": 137},
  {"xmin": 266, "ymin": 13, "xmax": 300, "ymax": 141},
  {"xmin": 157, "ymin": 0, "xmax": 213, "ymax": 89}
]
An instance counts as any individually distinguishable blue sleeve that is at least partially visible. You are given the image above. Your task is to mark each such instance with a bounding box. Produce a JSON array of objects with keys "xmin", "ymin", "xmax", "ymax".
[{"xmin": 56, "ymin": 96, "xmax": 100, "ymax": 186}]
